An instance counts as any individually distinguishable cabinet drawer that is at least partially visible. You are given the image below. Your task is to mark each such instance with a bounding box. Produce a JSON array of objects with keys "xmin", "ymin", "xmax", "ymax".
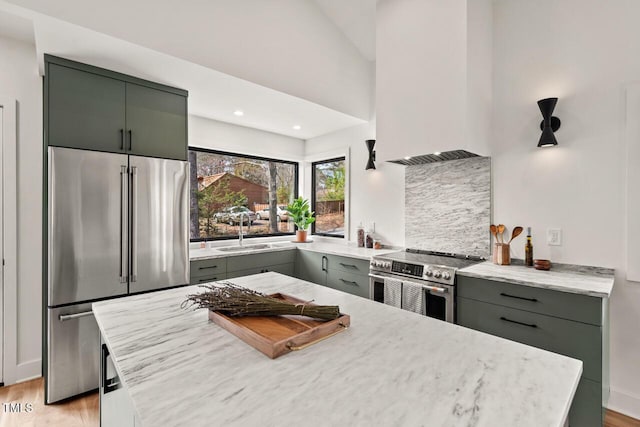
[
  {"xmin": 326, "ymin": 254, "xmax": 370, "ymax": 275},
  {"xmin": 457, "ymin": 297, "xmax": 602, "ymax": 382},
  {"xmin": 227, "ymin": 250, "xmax": 296, "ymax": 272},
  {"xmin": 326, "ymin": 270, "xmax": 369, "ymax": 298},
  {"xmin": 190, "ymin": 272, "xmax": 226, "ymax": 285},
  {"xmin": 191, "ymin": 258, "xmax": 227, "ymax": 279},
  {"xmin": 457, "ymin": 275, "xmax": 602, "ymax": 326}
]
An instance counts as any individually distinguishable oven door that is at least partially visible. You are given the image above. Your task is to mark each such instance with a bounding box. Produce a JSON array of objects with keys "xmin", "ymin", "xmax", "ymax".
[{"xmin": 369, "ymin": 272, "xmax": 455, "ymax": 323}]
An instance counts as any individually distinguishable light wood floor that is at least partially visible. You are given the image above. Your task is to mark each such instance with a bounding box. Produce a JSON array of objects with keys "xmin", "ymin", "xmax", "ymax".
[
  {"xmin": 0, "ymin": 378, "xmax": 97, "ymax": 427},
  {"xmin": 0, "ymin": 377, "xmax": 638, "ymax": 426}
]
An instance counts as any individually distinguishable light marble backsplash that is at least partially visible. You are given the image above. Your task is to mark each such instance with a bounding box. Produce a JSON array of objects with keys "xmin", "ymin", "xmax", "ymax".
[{"xmin": 405, "ymin": 157, "xmax": 491, "ymax": 257}]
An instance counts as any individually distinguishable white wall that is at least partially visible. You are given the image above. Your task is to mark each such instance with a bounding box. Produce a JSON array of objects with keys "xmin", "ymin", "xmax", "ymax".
[
  {"xmin": 0, "ymin": 35, "xmax": 42, "ymax": 382},
  {"xmin": 305, "ymin": 123, "xmax": 405, "ymax": 247},
  {"xmin": 492, "ymin": 0, "xmax": 640, "ymax": 418},
  {"xmin": 189, "ymin": 115, "xmax": 305, "ymax": 161},
  {"xmin": 6, "ymin": 0, "xmax": 372, "ymax": 120}
]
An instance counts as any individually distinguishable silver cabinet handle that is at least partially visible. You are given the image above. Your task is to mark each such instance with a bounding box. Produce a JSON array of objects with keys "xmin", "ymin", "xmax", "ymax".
[
  {"xmin": 130, "ymin": 166, "xmax": 138, "ymax": 282},
  {"xmin": 339, "ymin": 263, "xmax": 358, "ymax": 269},
  {"xmin": 339, "ymin": 278, "xmax": 359, "ymax": 286},
  {"xmin": 59, "ymin": 311, "xmax": 93, "ymax": 322},
  {"xmin": 120, "ymin": 165, "xmax": 128, "ymax": 283}
]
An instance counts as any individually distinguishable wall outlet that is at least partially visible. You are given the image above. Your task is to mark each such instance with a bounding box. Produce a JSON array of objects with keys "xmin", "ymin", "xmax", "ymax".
[{"xmin": 547, "ymin": 228, "xmax": 562, "ymax": 246}]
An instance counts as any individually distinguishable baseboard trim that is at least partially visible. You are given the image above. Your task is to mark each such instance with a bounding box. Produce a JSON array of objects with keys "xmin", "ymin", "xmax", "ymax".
[
  {"xmin": 608, "ymin": 388, "xmax": 640, "ymax": 420},
  {"xmin": 14, "ymin": 359, "xmax": 41, "ymax": 384}
]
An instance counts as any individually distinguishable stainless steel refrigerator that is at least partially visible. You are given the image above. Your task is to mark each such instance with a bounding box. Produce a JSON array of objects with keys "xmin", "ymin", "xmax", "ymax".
[{"xmin": 46, "ymin": 146, "xmax": 189, "ymax": 403}]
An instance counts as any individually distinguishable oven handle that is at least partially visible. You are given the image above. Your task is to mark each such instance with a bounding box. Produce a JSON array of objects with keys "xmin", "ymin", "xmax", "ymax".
[{"xmin": 368, "ymin": 273, "xmax": 448, "ymax": 293}]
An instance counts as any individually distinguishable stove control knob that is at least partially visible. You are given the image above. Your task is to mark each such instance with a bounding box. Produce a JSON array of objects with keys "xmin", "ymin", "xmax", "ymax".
[
  {"xmin": 433, "ymin": 271, "xmax": 442, "ymax": 279},
  {"xmin": 387, "ymin": 262, "xmax": 392, "ymax": 269},
  {"xmin": 442, "ymin": 271, "xmax": 451, "ymax": 280},
  {"xmin": 425, "ymin": 270, "xmax": 433, "ymax": 277}
]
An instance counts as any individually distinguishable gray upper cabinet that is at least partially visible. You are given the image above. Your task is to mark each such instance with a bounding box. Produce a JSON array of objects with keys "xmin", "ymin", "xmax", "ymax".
[
  {"xmin": 48, "ymin": 63, "xmax": 126, "ymax": 153},
  {"xmin": 45, "ymin": 55, "xmax": 188, "ymax": 160},
  {"xmin": 125, "ymin": 83, "xmax": 187, "ymax": 160}
]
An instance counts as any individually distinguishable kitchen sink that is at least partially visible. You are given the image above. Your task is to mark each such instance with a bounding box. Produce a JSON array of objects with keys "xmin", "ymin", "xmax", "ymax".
[{"xmin": 216, "ymin": 244, "xmax": 274, "ymax": 252}]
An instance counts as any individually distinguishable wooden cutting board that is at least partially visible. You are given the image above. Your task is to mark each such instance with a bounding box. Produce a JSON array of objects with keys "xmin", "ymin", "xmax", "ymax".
[{"xmin": 208, "ymin": 293, "xmax": 350, "ymax": 359}]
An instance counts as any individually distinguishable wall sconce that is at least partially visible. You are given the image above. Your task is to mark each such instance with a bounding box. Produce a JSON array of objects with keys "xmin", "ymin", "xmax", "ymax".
[
  {"xmin": 365, "ymin": 139, "xmax": 376, "ymax": 170},
  {"xmin": 537, "ymin": 97, "xmax": 561, "ymax": 147}
]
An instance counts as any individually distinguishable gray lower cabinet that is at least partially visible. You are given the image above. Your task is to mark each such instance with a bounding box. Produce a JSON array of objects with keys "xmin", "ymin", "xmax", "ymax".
[
  {"xmin": 190, "ymin": 250, "xmax": 297, "ymax": 283},
  {"xmin": 227, "ymin": 262, "xmax": 295, "ymax": 279},
  {"xmin": 100, "ymin": 335, "xmax": 138, "ymax": 427},
  {"xmin": 295, "ymin": 250, "xmax": 327, "ymax": 285},
  {"xmin": 326, "ymin": 269, "xmax": 369, "ymax": 298},
  {"xmin": 295, "ymin": 250, "xmax": 370, "ymax": 298},
  {"xmin": 190, "ymin": 258, "xmax": 228, "ymax": 284},
  {"xmin": 457, "ymin": 275, "xmax": 609, "ymax": 427}
]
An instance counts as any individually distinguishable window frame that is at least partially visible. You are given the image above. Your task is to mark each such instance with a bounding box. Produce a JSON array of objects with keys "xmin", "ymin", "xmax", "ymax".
[
  {"xmin": 189, "ymin": 146, "xmax": 299, "ymax": 242},
  {"xmin": 311, "ymin": 156, "xmax": 346, "ymax": 238}
]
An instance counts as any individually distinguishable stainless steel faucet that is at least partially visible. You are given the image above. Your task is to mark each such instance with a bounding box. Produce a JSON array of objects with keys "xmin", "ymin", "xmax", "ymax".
[{"xmin": 238, "ymin": 212, "xmax": 244, "ymax": 246}]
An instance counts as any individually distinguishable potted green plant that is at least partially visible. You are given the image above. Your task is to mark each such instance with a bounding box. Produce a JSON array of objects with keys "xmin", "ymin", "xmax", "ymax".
[{"xmin": 285, "ymin": 197, "xmax": 315, "ymax": 242}]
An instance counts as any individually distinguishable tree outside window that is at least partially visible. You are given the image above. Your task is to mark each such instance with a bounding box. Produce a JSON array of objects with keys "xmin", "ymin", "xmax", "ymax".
[{"xmin": 312, "ymin": 158, "xmax": 345, "ymax": 237}]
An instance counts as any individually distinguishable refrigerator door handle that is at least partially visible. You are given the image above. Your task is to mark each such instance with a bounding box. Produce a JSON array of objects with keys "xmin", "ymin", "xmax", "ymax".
[
  {"xmin": 130, "ymin": 166, "xmax": 138, "ymax": 282},
  {"xmin": 120, "ymin": 165, "xmax": 128, "ymax": 283},
  {"xmin": 58, "ymin": 311, "xmax": 93, "ymax": 322}
]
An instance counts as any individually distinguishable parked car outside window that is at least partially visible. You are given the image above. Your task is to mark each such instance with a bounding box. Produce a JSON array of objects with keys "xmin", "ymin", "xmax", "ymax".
[
  {"xmin": 214, "ymin": 206, "xmax": 256, "ymax": 225},
  {"xmin": 255, "ymin": 206, "xmax": 289, "ymax": 222}
]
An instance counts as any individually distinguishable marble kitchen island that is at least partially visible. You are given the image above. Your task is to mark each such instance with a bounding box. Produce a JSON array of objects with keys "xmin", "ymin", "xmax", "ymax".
[{"xmin": 93, "ymin": 272, "xmax": 582, "ymax": 427}]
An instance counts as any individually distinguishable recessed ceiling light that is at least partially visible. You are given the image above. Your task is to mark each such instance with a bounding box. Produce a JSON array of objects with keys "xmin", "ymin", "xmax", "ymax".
[
  {"xmin": 233, "ymin": 110, "xmax": 244, "ymax": 116},
  {"xmin": 404, "ymin": 156, "xmax": 411, "ymax": 160},
  {"xmin": 434, "ymin": 152, "xmax": 441, "ymax": 155},
  {"xmin": 292, "ymin": 125, "xmax": 302, "ymax": 130}
]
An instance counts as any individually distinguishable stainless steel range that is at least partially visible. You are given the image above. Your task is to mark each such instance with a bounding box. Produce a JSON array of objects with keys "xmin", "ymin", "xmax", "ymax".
[{"xmin": 368, "ymin": 250, "xmax": 483, "ymax": 323}]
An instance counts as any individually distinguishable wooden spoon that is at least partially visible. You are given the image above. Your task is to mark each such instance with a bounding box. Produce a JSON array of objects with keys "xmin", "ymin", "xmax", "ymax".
[
  {"xmin": 508, "ymin": 226, "xmax": 524, "ymax": 244},
  {"xmin": 490, "ymin": 224, "xmax": 497, "ymax": 243},
  {"xmin": 497, "ymin": 224, "xmax": 506, "ymax": 243}
]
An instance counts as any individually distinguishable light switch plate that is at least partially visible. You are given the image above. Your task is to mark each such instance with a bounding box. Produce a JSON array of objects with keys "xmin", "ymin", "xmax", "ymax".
[{"xmin": 547, "ymin": 228, "xmax": 562, "ymax": 246}]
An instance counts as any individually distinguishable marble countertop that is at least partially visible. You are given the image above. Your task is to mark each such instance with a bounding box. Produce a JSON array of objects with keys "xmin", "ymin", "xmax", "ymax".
[
  {"xmin": 93, "ymin": 272, "xmax": 582, "ymax": 427},
  {"xmin": 190, "ymin": 240, "xmax": 398, "ymax": 261},
  {"xmin": 458, "ymin": 261, "xmax": 615, "ymax": 298}
]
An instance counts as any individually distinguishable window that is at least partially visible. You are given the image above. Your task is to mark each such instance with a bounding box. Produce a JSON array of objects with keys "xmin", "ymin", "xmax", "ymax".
[
  {"xmin": 312, "ymin": 157, "xmax": 345, "ymax": 237},
  {"xmin": 189, "ymin": 148, "xmax": 298, "ymax": 240}
]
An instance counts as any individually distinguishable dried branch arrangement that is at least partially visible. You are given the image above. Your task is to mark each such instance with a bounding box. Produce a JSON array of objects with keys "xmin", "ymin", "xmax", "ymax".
[{"xmin": 182, "ymin": 282, "xmax": 341, "ymax": 321}]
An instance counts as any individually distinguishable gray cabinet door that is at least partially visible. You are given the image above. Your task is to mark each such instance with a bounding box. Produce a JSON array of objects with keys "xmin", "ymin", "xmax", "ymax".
[
  {"xmin": 325, "ymin": 255, "xmax": 370, "ymax": 275},
  {"xmin": 126, "ymin": 83, "xmax": 187, "ymax": 161},
  {"xmin": 326, "ymin": 269, "xmax": 369, "ymax": 298},
  {"xmin": 569, "ymin": 377, "xmax": 604, "ymax": 427},
  {"xmin": 48, "ymin": 63, "xmax": 126, "ymax": 152},
  {"xmin": 295, "ymin": 250, "xmax": 327, "ymax": 285},
  {"xmin": 457, "ymin": 297, "xmax": 602, "ymax": 383}
]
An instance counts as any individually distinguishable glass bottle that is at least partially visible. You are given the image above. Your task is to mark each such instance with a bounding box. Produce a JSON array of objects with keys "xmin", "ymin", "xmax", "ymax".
[{"xmin": 525, "ymin": 227, "xmax": 533, "ymax": 267}]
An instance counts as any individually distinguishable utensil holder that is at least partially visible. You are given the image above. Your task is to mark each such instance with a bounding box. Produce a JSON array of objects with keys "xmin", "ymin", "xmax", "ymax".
[{"xmin": 493, "ymin": 243, "xmax": 511, "ymax": 265}]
